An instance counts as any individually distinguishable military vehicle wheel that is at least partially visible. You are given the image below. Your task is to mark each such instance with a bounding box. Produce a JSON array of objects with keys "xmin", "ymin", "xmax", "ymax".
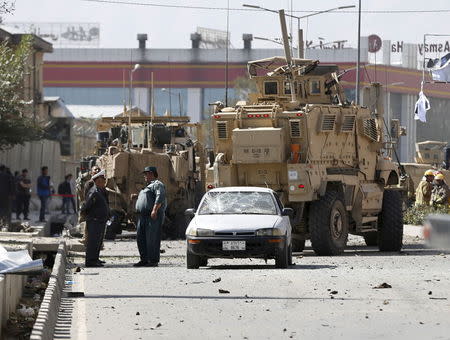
[
  {"xmin": 292, "ymin": 239, "xmax": 305, "ymax": 252},
  {"xmin": 186, "ymin": 250, "xmax": 200, "ymax": 269},
  {"xmin": 199, "ymin": 257, "xmax": 208, "ymax": 267},
  {"xmin": 275, "ymin": 242, "xmax": 289, "ymax": 268},
  {"xmin": 309, "ymin": 191, "xmax": 348, "ymax": 255},
  {"xmin": 378, "ymin": 190, "xmax": 403, "ymax": 252},
  {"xmin": 363, "ymin": 232, "xmax": 378, "ymax": 246}
]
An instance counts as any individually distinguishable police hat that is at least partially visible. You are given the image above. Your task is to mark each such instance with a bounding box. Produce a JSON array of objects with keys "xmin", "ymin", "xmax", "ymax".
[
  {"xmin": 143, "ymin": 166, "xmax": 157, "ymax": 174},
  {"xmin": 92, "ymin": 169, "xmax": 106, "ymax": 181}
]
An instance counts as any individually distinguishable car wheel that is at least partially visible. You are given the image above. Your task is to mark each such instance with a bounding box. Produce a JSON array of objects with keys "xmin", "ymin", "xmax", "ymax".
[
  {"xmin": 275, "ymin": 242, "xmax": 289, "ymax": 269},
  {"xmin": 186, "ymin": 250, "xmax": 200, "ymax": 269},
  {"xmin": 287, "ymin": 244, "xmax": 293, "ymax": 266},
  {"xmin": 199, "ymin": 257, "xmax": 208, "ymax": 267}
]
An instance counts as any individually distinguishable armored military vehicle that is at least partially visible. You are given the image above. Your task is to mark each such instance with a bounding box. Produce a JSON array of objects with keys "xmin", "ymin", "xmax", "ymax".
[
  {"xmin": 206, "ymin": 10, "xmax": 404, "ymax": 255},
  {"xmin": 92, "ymin": 113, "xmax": 204, "ymax": 240}
]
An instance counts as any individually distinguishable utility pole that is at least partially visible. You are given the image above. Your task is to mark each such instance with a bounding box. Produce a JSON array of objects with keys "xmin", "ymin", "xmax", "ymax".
[{"xmin": 355, "ymin": 0, "xmax": 361, "ymax": 105}]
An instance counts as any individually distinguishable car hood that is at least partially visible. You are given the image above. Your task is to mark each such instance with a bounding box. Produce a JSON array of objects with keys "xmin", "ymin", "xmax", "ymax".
[{"xmin": 191, "ymin": 214, "xmax": 281, "ymax": 232}]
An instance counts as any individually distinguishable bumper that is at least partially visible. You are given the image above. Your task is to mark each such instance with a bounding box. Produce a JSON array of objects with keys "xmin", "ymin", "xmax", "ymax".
[{"xmin": 186, "ymin": 236, "xmax": 287, "ymax": 259}]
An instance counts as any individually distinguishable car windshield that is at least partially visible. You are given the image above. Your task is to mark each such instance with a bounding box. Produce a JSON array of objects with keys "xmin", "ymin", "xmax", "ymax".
[{"xmin": 198, "ymin": 191, "xmax": 277, "ymax": 215}]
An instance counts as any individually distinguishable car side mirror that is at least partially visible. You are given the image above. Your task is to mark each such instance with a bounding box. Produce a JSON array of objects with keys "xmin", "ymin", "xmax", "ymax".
[
  {"xmin": 281, "ymin": 208, "xmax": 294, "ymax": 217},
  {"xmin": 185, "ymin": 208, "xmax": 196, "ymax": 217}
]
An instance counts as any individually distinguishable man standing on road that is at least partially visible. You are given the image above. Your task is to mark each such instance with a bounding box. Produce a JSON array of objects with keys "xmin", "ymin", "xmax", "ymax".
[
  {"xmin": 0, "ymin": 165, "xmax": 14, "ymax": 228},
  {"xmin": 134, "ymin": 166, "xmax": 166, "ymax": 267},
  {"xmin": 431, "ymin": 173, "xmax": 450, "ymax": 206},
  {"xmin": 82, "ymin": 170, "xmax": 109, "ymax": 268},
  {"xmin": 16, "ymin": 169, "xmax": 32, "ymax": 220},
  {"xmin": 37, "ymin": 166, "xmax": 52, "ymax": 222},
  {"xmin": 59, "ymin": 174, "xmax": 76, "ymax": 214},
  {"xmin": 415, "ymin": 169, "xmax": 434, "ymax": 206}
]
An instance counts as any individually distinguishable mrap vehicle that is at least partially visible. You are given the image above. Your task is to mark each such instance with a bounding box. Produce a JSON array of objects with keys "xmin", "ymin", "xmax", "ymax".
[{"xmin": 207, "ymin": 52, "xmax": 405, "ymax": 255}]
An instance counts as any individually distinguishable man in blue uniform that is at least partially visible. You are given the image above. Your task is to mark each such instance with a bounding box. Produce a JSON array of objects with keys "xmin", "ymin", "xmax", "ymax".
[
  {"xmin": 83, "ymin": 170, "xmax": 109, "ymax": 267},
  {"xmin": 37, "ymin": 166, "xmax": 52, "ymax": 222},
  {"xmin": 134, "ymin": 166, "xmax": 166, "ymax": 267}
]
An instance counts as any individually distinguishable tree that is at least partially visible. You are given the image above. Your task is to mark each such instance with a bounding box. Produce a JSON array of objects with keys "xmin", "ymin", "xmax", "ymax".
[{"xmin": 0, "ymin": 34, "xmax": 43, "ymax": 149}]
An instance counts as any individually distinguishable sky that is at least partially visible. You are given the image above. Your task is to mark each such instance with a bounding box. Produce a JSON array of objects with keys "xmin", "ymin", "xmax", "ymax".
[{"xmin": 4, "ymin": 0, "xmax": 450, "ymax": 49}]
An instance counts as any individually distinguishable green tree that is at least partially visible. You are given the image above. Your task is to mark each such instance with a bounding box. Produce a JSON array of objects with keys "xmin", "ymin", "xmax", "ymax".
[{"xmin": 0, "ymin": 34, "xmax": 43, "ymax": 149}]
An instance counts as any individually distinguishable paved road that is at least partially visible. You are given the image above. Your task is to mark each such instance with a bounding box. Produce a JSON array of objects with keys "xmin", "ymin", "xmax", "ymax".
[{"xmin": 67, "ymin": 234, "xmax": 450, "ymax": 340}]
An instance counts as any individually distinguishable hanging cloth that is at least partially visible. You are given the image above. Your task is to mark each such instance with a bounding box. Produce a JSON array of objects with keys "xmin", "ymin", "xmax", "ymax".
[{"xmin": 414, "ymin": 91, "xmax": 430, "ymax": 123}]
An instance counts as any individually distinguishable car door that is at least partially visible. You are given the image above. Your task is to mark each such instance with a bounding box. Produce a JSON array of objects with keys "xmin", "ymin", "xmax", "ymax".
[{"xmin": 272, "ymin": 192, "xmax": 292, "ymax": 241}]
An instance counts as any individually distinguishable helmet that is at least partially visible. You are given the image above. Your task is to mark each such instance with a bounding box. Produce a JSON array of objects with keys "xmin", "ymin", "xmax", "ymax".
[
  {"xmin": 424, "ymin": 169, "xmax": 435, "ymax": 176},
  {"xmin": 435, "ymin": 173, "xmax": 445, "ymax": 180},
  {"xmin": 434, "ymin": 170, "xmax": 443, "ymax": 176}
]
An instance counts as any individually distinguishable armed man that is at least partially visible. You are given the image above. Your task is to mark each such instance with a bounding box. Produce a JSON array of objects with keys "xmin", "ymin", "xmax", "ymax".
[
  {"xmin": 431, "ymin": 173, "xmax": 450, "ymax": 206},
  {"xmin": 415, "ymin": 169, "xmax": 435, "ymax": 206},
  {"xmin": 82, "ymin": 170, "xmax": 109, "ymax": 268},
  {"xmin": 133, "ymin": 166, "xmax": 166, "ymax": 267}
]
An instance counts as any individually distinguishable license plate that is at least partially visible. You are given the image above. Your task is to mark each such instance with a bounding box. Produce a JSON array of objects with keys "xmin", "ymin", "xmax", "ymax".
[{"xmin": 222, "ymin": 241, "xmax": 246, "ymax": 251}]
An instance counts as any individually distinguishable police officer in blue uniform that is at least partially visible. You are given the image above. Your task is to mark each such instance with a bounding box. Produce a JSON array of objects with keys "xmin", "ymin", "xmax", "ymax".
[
  {"xmin": 134, "ymin": 166, "xmax": 167, "ymax": 267},
  {"xmin": 83, "ymin": 170, "xmax": 109, "ymax": 267}
]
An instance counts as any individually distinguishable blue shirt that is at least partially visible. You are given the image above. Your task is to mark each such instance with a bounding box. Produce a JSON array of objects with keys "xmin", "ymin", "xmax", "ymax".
[
  {"xmin": 37, "ymin": 175, "xmax": 51, "ymax": 197},
  {"xmin": 135, "ymin": 180, "xmax": 167, "ymax": 214}
]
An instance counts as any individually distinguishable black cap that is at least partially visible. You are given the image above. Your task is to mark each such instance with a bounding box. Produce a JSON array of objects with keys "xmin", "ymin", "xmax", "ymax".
[{"xmin": 143, "ymin": 166, "xmax": 157, "ymax": 173}]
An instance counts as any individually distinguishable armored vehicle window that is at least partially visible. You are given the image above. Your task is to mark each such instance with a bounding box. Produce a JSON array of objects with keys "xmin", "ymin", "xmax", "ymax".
[
  {"xmin": 264, "ymin": 81, "xmax": 278, "ymax": 95},
  {"xmin": 310, "ymin": 80, "xmax": 321, "ymax": 95}
]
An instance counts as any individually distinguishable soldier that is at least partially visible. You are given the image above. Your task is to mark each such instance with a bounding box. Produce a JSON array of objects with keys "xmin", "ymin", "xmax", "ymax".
[
  {"xmin": 82, "ymin": 170, "xmax": 109, "ymax": 267},
  {"xmin": 133, "ymin": 166, "xmax": 167, "ymax": 267},
  {"xmin": 415, "ymin": 169, "xmax": 435, "ymax": 206},
  {"xmin": 431, "ymin": 173, "xmax": 450, "ymax": 206}
]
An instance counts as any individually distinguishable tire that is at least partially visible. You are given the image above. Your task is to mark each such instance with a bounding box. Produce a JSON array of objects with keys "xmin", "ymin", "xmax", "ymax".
[
  {"xmin": 378, "ymin": 190, "xmax": 403, "ymax": 252},
  {"xmin": 186, "ymin": 250, "xmax": 200, "ymax": 269},
  {"xmin": 275, "ymin": 242, "xmax": 289, "ymax": 269},
  {"xmin": 309, "ymin": 191, "xmax": 349, "ymax": 255},
  {"xmin": 292, "ymin": 239, "xmax": 305, "ymax": 252},
  {"xmin": 363, "ymin": 232, "xmax": 378, "ymax": 246},
  {"xmin": 199, "ymin": 257, "xmax": 208, "ymax": 267},
  {"xmin": 287, "ymin": 244, "xmax": 293, "ymax": 266}
]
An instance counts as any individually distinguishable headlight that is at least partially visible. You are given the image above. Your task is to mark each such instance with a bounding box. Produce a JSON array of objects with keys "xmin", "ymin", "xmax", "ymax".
[
  {"xmin": 256, "ymin": 228, "xmax": 283, "ymax": 236},
  {"xmin": 196, "ymin": 228, "xmax": 215, "ymax": 237}
]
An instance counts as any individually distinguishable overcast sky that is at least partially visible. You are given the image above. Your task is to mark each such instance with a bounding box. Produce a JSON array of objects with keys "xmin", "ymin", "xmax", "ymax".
[{"xmin": 5, "ymin": 0, "xmax": 450, "ymax": 49}]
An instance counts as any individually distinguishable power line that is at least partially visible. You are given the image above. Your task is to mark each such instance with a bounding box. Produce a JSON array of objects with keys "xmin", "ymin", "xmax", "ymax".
[{"xmin": 80, "ymin": 0, "xmax": 450, "ymax": 14}]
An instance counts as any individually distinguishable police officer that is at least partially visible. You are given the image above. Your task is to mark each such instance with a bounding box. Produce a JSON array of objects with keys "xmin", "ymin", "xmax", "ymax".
[
  {"xmin": 431, "ymin": 173, "xmax": 450, "ymax": 206},
  {"xmin": 134, "ymin": 166, "xmax": 166, "ymax": 267},
  {"xmin": 415, "ymin": 169, "xmax": 434, "ymax": 206},
  {"xmin": 83, "ymin": 170, "xmax": 109, "ymax": 267}
]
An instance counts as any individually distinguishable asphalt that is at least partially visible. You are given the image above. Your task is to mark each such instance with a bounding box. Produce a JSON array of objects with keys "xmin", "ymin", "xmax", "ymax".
[{"xmin": 66, "ymin": 230, "xmax": 450, "ymax": 340}]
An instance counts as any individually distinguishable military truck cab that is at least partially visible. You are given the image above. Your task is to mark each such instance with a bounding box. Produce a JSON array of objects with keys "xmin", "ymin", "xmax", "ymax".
[{"xmin": 208, "ymin": 57, "xmax": 404, "ymax": 255}]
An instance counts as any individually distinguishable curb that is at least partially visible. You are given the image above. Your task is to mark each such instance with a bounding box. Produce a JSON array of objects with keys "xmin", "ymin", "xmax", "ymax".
[{"xmin": 30, "ymin": 241, "xmax": 67, "ymax": 340}]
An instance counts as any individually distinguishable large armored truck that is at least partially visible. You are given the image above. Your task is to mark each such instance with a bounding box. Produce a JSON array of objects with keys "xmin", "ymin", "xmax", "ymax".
[
  {"xmin": 207, "ymin": 55, "xmax": 405, "ymax": 255},
  {"xmin": 92, "ymin": 114, "xmax": 204, "ymax": 239}
]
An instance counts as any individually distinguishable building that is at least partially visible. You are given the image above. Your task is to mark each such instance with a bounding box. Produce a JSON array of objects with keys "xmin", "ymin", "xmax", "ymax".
[{"xmin": 43, "ymin": 34, "xmax": 450, "ymax": 162}]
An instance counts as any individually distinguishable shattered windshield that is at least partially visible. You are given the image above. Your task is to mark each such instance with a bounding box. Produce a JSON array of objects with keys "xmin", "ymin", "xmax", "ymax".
[{"xmin": 198, "ymin": 191, "xmax": 277, "ymax": 215}]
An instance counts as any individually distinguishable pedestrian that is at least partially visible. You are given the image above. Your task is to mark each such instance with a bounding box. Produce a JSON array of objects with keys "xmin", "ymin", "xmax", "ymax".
[
  {"xmin": 37, "ymin": 166, "xmax": 52, "ymax": 222},
  {"xmin": 415, "ymin": 169, "xmax": 435, "ymax": 206},
  {"xmin": 77, "ymin": 165, "xmax": 101, "ymax": 245},
  {"xmin": 82, "ymin": 170, "xmax": 109, "ymax": 267},
  {"xmin": 431, "ymin": 173, "xmax": 450, "ymax": 206},
  {"xmin": 58, "ymin": 174, "xmax": 76, "ymax": 214},
  {"xmin": 134, "ymin": 166, "xmax": 166, "ymax": 267},
  {"xmin": 0, "ymin": 165, "xmax": 14, "ymax": 228},
  {"xmin": 16, "ymin": 169, "xmax": 32, "ymax": 220}
]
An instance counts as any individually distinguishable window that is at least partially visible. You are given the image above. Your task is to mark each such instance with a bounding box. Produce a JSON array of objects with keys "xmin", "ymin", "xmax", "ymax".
[
  {"xmin": 284, "ymin": 82, "xmax": 291, "ymax": 95},
  {"xmin": 310, "ymin": 80, "xmax": 321, "ymax": 95},
  {"xmin": 264, "ymin": 81, "xmax": 278, "ymax": 95}
]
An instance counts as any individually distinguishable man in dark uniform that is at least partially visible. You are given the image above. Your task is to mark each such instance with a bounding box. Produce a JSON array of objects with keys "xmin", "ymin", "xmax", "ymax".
[
  {"xmin": 134, "ymin": 166, "xmax": 166, "ymax": 267},
  {"xmin": 16, "ymin": 169, "xmax": 32, "ymax": 220},
  {"xmin": 82, "ymin": 170, "xmax": 109, "ymax": 267},
  {"xmin": 0, "ymin": 165, "xmax": 14, "ymax": 228}
]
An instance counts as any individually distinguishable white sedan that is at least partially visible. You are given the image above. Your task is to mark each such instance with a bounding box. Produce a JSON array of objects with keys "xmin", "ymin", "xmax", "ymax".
[{"xmin": 185, "ymin": 187, "xmax": 293, "ymax": 269}]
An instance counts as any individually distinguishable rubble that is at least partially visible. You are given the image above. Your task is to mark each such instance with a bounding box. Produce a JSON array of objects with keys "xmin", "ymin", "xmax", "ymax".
[
  {"xmin": 373, "ymin": 283, "xmax": 392, "ymax": 289},
  {"xmin": 218, "ymin": 289, "xmax": 230, "ymax": 294}
]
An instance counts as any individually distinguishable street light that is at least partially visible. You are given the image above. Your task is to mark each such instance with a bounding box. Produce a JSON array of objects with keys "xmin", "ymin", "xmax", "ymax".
[
  {"xmin": 128, "ymin": 63, "xmax": 141, "ymax": 146},
  {"xmin": 162, "ymin": 88, "xmax": 183, "ymax": 116},
  {"xmin": 243, "ymin": 4, "xmax": 355, "ymax": 58},
  {"xmin": 254, "ymin": 36, "xmax": 283, "ymax": 46}
]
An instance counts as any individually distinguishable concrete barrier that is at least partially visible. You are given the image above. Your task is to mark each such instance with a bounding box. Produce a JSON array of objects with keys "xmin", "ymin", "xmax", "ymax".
[{"xmin": 30, "ymin": 241, "xmax": 67, "ymax": 340}]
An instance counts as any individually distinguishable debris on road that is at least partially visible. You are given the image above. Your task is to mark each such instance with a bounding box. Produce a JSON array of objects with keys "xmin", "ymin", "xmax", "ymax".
[
  {"xmin": 218, "ymin": 289, "xmax": 230, "ymax": 294},
  {"xmin": 330, "ymin": 290, "xmax": 338, "ymax": 295},
  {"xmin": 136, "ymin": 312, "xmax": 140, "ymax": 316},
  {"xmin": 373, "ymin": 282, "xmax": 392, "ymax": 289},
  {"xmin": 428, "ymin": 291, "xmax": 432, "ymax": 295},
  {"xmin": 213, "ymin": 277, "xmax": 221, "ymax": 283}
]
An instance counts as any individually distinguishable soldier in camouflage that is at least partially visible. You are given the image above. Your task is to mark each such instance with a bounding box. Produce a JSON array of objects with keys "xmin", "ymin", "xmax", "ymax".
[{"xmin": 431, "ymin": 173, "xmax": 450, "ymax": 206}]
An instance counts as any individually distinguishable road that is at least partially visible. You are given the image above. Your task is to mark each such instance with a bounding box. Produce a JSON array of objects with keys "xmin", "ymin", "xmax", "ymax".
[{"xmin": 64, "ymin": 233, "xmax": 450, "ymax": 340}]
